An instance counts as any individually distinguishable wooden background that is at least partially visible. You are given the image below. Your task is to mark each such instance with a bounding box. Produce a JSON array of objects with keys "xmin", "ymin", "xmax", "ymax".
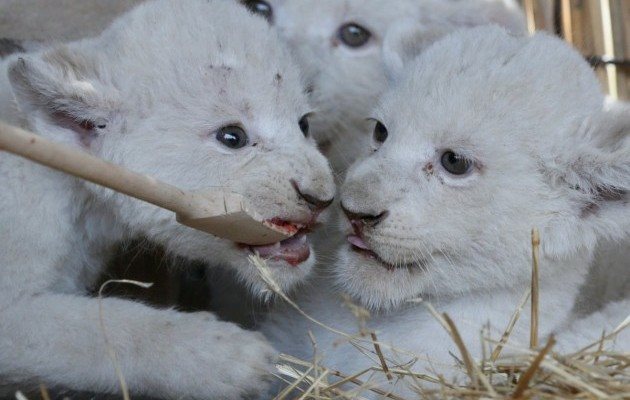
[{"xmin": 520, "ymin": 0, "xmax": 629, "ymax": 100}]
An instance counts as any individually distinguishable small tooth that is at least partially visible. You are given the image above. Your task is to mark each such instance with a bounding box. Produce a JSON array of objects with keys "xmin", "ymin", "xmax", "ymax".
[
  {"xmin": 274, "ymin": 242, "xmax": 281, "ymax": 249},
  {"xmin": 300, "ymin": 235, "xmax": 308, "ymax": 244}
]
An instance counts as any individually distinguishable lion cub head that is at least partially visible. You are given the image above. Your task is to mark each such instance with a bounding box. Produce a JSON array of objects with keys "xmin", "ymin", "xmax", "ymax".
[
  {"xmin": 7, "ymin": 0, "xmax": 335, "ymax": 294},
  {"xmin": 336, "ymin": 26, "xmax": 629, "ymax": 309}
]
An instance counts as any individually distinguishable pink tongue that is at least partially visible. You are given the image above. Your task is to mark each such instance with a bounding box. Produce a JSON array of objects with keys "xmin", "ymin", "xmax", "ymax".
[
  {"xmin": 348, "ymin": 235, "xmax": 370, "ymax": 250},
  {"xmin": 252, "ymin": 234, "xmax": 309, "ymax": 257}
]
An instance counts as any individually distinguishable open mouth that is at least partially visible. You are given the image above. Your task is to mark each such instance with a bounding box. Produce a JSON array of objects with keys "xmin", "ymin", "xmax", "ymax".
[
  {"xmin": 263, "ymin": 218, "xmax": 305, "ymax": 236},
  {"xmin": 247, "ymin": 219, "xmax": 311, "ymax": 266},
  {"xmin": 347, "ymin": 235, "xmax": 396, "ymax": 271}
]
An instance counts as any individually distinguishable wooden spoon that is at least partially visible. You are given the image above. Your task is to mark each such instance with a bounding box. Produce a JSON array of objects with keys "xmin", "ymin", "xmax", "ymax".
[{"xmin": 0, "ymin": 121, "xmax": 293, "ymax": 246}]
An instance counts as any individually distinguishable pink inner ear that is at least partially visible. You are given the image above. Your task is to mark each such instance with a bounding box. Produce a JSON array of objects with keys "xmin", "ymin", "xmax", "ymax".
[{"xmin": 50, "ymin": 111, "xmax": 98, "ymax": 147}]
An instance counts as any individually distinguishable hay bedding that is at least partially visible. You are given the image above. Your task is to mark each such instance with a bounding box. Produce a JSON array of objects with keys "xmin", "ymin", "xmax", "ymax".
[
  {"xmin": 251, "ymin": 231, "xmax": 630, "ymax": 400},
  {"xmin": 10, "ymin": 234, "xmax": 628, "ymax": 400},
  {"xmin": 270, "ymin": 323, "xmax": 629, "ymax": 399}
]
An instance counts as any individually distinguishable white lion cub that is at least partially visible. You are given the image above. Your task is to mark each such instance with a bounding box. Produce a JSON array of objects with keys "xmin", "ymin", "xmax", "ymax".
[
  {"xmin": 240, "ymin": 0, "xmax": 526, "ymax": 173},
  {"xmin": 0, "ymin": 0, "xmax": 335, "ymax": 398},
  {"xmin": 263, "ymin": 26, "xmax": 629, "ymax": 396}
]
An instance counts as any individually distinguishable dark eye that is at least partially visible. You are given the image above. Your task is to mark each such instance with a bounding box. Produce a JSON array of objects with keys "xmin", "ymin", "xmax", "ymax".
[
  {"xmin": 216, "ymin": 126, "xmax": 249, "ymax": 149},
  {"xmin": 299, "ymin": 115, "xmax": 310, "ymax": 138},
  {"xmin": 338, "ymin": 23, "xmax": 372, "ymax": 48},
  {"xmin": 373, "ymin": 121, "xmax": 388, "ymax": 144},
  {"xmin": 77, "ymin": 119, "xmax": 106, "ymax": 131},
  {"xmin": 241, "ymin": 0, "xmax": 273, "ymax": 22},
  {"xmin": 440, "ymin": 151, "xmax": 472, "ymax": 175}
]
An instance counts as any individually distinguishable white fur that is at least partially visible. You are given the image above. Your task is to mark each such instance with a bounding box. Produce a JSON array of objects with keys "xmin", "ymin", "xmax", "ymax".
[
  {"xmin": 559, "ymin": 299, "xmax": 629, "ymax": 351},
  {"xmin": 203, "ymin": 0, "xmax": 527, "ymax": 329},
  {"xmin": 242, "ymin": 0, "xmax": 529, "ymax": 286},
  {"xmin": 0, "ymin": 0, "xmax": 335, "ymax": 397},
  {"xmin": 263, "ymin": 27, "xmax": 630, "ymax": 397},
  {"xmin": 574, "ymin": 101, "xmax": 630, "ymax": 312},
  {"xmin": 242, "ymin": 0, "xmax": 526, "ymax": 174},
  {"xmin": 383, "ymin": 0, "xmax": 525, "ymax": 81}
]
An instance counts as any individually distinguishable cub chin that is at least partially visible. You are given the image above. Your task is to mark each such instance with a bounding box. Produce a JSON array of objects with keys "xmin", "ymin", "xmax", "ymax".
[
  {"xmin": 0, "ymin": 0, "xmax": 334, "ymax": 398},
  {"xmin": 262, "ymin": 26, "xmax": 629, "ymax": 397}
]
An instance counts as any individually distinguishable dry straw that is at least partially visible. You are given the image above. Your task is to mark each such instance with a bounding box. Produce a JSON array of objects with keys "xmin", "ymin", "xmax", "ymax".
[
  {"xmin": 251, "ymin": 229, "xmax": 630, "ymax": 400},
  {"xmin": 12, "ymin": 234, "xmax": 628, "ymax": 400}
]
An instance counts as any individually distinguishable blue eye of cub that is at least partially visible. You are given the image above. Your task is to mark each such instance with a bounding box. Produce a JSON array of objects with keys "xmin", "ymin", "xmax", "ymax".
[
  {"xmin": 216, "ymin": 126, "xmax": 249, "ymax": 149},
  {"xmin": 440, "ymin": 151, "xmax": 472, "ymax": 175},
  {"xmin": 338, "ymin": 23, "xmax": 372, "ymax": 48},
  {"xmin": 242, "ymin": 0, "xmax": 273, "ymax": 22}
]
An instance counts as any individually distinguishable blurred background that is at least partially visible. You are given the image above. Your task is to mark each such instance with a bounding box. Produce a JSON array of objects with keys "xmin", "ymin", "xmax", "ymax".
[{"xmin": 1, "ymin": 0, "xmax": 628, "ymax": 100}]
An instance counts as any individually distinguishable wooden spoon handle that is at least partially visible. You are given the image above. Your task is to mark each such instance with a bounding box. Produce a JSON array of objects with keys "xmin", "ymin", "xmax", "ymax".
[{"xmin": 0, "ymin": 121, "xmax": 194, "ymax": 214}]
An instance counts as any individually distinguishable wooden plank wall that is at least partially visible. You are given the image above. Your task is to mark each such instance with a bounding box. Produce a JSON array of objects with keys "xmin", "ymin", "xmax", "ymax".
[{"xmin": 520, "ymin": 0, "xmax": 629, "ymax": 100}]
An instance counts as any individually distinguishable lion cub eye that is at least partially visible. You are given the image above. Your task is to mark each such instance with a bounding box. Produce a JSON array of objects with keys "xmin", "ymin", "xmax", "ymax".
[
  {"xmin": 338, "ymin": 23, "xmax": 372, "ymax": 48},
  {"xmin": 299, "ymin": 114, "xmax": 310, "ymax": 138},
  {"xmin": 241, "ymin": 0, "xmax": 273, "ymax": 22},
  {"xmin": 78, "ymin": 119, "xmax": 107, "ymax": 131},
  {"xmin": 216, "ymin": 126, "xmax": 249, "ymax": 149},
  {"xmin": 440, "ymin": 151, "xmax": 472, "ymax": 175},
  {"xmin": 373, "ymin": 120, "xmax": 388, "ymax": 144}
]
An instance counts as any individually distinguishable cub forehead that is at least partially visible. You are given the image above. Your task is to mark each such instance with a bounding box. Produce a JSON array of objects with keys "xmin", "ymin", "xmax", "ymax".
[
  {"xmin": 405, "ymin": 26, "xmax": 600, "ymax": 110},
  {"xmin": 80, "ymin": 0, "xmax": 307, "ymax": 112},
  {"xmin": 97, "ymin": 0, "xmax": 301, "ymax": 85},
  {"xmin": 379, "ymin": 26, "xmax": 603, "ymax": 146}
]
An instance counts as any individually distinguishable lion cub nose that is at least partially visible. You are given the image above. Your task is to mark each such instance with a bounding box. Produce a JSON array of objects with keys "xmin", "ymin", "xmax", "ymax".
[
  {"xmin": 341, "ymin": 203, "xmax": 389, "ymax": 228},
  {"xmin": 291, "ymin": 180, "xmax": 334, "ymax": 212}
]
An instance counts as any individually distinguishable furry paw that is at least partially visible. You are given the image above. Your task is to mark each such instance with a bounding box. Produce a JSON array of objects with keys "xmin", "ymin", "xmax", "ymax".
[{"xmin": 135, "ymin": 312, "xmax": 277, "ymax": 399}]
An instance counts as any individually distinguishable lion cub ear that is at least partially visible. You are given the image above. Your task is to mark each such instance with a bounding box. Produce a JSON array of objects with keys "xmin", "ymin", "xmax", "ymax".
[
  {"xmin": 8, "ymin": 46, "xmax": 119, "ymax": 148},
  {"xmin": 542, "ymin": 110, "xmax": 630, "ymax": 259}
]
